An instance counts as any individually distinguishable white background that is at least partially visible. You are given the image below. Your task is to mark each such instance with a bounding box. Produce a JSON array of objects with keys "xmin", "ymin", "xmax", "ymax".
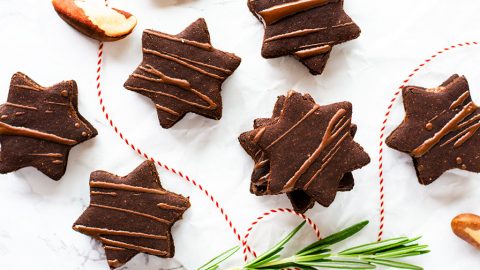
[{"xmin": 1, "ymin": 0, "xmax": 480, "ymax": 269}]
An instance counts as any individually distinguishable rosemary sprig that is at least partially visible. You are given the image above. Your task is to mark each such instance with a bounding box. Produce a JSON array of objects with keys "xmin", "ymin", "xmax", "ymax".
[
  {"xmin": 198, "ymin": 220, "xmax": 429, "ymax": 270},
  {"xmin": 198, "ymin": 246, "xmax": 240, "ymax": 270}
]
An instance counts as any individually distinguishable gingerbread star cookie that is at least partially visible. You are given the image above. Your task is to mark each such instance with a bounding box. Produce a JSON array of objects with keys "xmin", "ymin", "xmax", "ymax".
[
  {"xmin": 248, "ymin": 0, "xmax": 361, "ymax": 75},
  {"xmin": 124, "ymin": 18, "xmax": 242, "ymax": 128},
  {"xmin": 73, "ymin": 161, "xmax": 190, "ymax": 269},
  {"xmin": 239, "ymin": 91, "xmax": 370, "ymax": 211},
  {"xmin": 0, "ymin": 72, "xmax": 97, "ymax": 180},
  {"xmin": 386, "ymin": 75, "xmax": 480, "ymax": 185}
]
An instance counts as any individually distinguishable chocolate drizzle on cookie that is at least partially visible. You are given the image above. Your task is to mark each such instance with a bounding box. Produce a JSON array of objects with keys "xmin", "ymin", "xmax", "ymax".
[
  {"xmin": 248, "ymin": 0, "xmax": 360, "ymax": 75},
  {"xmin": 73, "ymin": 161, "xmax": 190, "ymax": 269},
  {"xmin": 124, "ymin": 18, "xmax": 241, "ymax": 128},
  {"xmin": 258, "ymin": 0, "xmax": 337, "ymax": 25},
  {"xmin": 0, "ymin": 72, "xmax": 97, "ymax": 180},
  {"xmin": 386, "ymin": 74, "xmax": 480, "ymax": 185},
  {"xmin": 239, "ymin": 91, "xmax": 370, "ymax": 212}
]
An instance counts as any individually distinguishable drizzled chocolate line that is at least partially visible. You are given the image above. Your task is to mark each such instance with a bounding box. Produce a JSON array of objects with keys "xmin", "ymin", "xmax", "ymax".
[
  {"xmin": 265, "ymin": 104, "xmax": 320, "ymax": 150},
  {"xmin": 157, "ymin": 203, "xmax": 187, "ymax": 211},
  {"xmin": 412, "ymin": 99, "xmax": 478, "ymax": 157},
  {"xmin": 265, "ymin": 27, "xmax": 327, "ymax": 42},
  {"xmin": 91, "ymin": 203, "xmax": 171, "ymax": 224},
  {"xmin": 332, "ymin": 115, "xmax": 347, "ymax": 133},
  {"xmin": 297, "ymin": 42, "xmax": 333, "ymax": 50},
  {"xmin": 104, "ymin": 246, "xmax": 125, "ymax": 251},
  {"xmin": 254, "ymin": 159, "xmax": 269, "ymax": 169},
  {"xmin": 322, "ymin": 131, "xmax": 348, "ymax": 163},
  {"xmin": 45, "ymin": 101, "xmax": 68, "ymax": 106},
  {"xmin": 304, "ymin": 131, "xmax": 349, "ymax": 189},
  {"xmin": 294, "ymin": 45, "xmax": 332, "ymax": 59},
  {"xmin": 155, "ymin": 104, "xmax": 180, "ymax": 116},
  {"xmin": 29, "ymin": 153, "xmax": 63, "ymax": 157},
  {"xmin": 257, "ymin": 173, "xmax": 270, "ymax": 183},
  {"xmin": 128, "ymin": 65, "xmax": 217, "ymax": 110},
  {"xmin": 5, "ymin": 102, "xmax": 38, "ymax": 111},
  {"xmin": 458, "ymin": 114, "xmax": 480, "ymax": 129},
  {"xmin": 455, "ymin": 124, "xmax": 480, "ymax": 147},
  {"xmin": 107, "ymin": 260, "xmax": 121, "ymax": 268},
  {"xmin": 91, "ymin": 191, "xmax": 118, "ymax": 196},
  {"xmin": 0, "ymin": 122, "xmax": 77, "ymax": 145},
  {"xmin": 332, "ymin": 22, "xmax": 355, "ymax": 28},
  {"xmin": 52, "ymin": 160, "xmax": 63, "ymax": 164},
  {"xmin": 134, "ymin": 65, "xmax": 190, "ymax": 88},
  {"xmin": 254, "ymin": 149, "xmax": 262, "ymax": 159},
  {"xmin": 144, "ymin": 29, "xmax": 213, "ymax": 51},
  {"xmin": 90, "ymin": 181, "xmax": 168, "ymax": 195},
  {"xmin": 258, "ymin": 0, "xmax": 335, "ymax": 25},
  {"xmin": 253, "ymin": 127, "xmax": 266, "ymax": 143},
  {"xmin": 98, "ymin": 237, "xmax": 169, "ymax": 256},
  {"xmin": 450, "ymin": 91, "xmax": 470, "ymax": 109},
  {"xmin": 283, "ymin": 108, "xmax": 350, "ymax": 191},
  {"xmin": 426, "ymin": 109, "xmax": 447, "ymax": 126},
  {"xmin": 12, "ymin": 84, "xmax": 45, "ymax": 92},
  {"xmin": 162, "ymin": 50, "xmax": 233, "ymax": 75},
  {"xmin": 441, "ymin": 122, "xmax": 480, "ymax": 148},
  {"xmin": 73, "ymin": 225, "xmax": 168, "ymax": 240},
  {"xmin": 143, "ymin": 48, "xmax": 225, "ymax": 80},
  {"xmin": 265, "ymin": 21, "xmax": 355, "ymax": 43}
]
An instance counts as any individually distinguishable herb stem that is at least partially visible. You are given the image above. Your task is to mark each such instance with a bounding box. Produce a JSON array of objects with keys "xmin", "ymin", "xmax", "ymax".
[{"xmin": 198, "ymin": 220, "xmax": 429, "ymax": 270}]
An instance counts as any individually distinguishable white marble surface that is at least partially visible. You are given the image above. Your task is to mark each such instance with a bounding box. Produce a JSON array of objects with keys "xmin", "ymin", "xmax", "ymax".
[{"xmin": 1, "ymin": 0, "xmax": 480, "ymax": 269}]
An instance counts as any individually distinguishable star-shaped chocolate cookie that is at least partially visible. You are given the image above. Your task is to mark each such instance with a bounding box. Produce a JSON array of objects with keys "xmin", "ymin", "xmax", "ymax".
[
  {"xmin": 386, "ymin": 75, "xmax": 480, "ymax": 185},
  {"xmin": 124, "ymin": 18, "xmax": 242, "ymax": 128},
  {"xmin": 0, "ymin": 72, "xmax": 97, "ymax": 180},
  {"xmin": 239, "ymin": 94, "xmax": 356, "ymax": 212},
  {"xmin": 248, "ymin": 0, "xmax": 361, "ymax": 75},
  {"xmin": 239, "ymin": 91, "xmax": 370, "ymax": 211},
  {"xmin": 73, "ymin": 161, "xmax": 190, "ymax": 269}
]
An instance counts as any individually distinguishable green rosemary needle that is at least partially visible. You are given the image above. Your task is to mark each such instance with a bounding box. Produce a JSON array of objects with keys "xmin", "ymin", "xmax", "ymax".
[{"xmin": 198, "ymin": 220, "xmax": 430, "ymax": 270}]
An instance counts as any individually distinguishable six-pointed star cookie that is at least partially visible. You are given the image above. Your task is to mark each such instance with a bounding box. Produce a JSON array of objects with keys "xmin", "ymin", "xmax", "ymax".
[
  {"xmin": 0, "ymin": 72, "xmax": 97, "ymax": 180},
  {"xmin": 248, "ymin": 0, "xmax": 361, "ymax": 75},
  {"xmin": 239, "ymin": 93, "xmax": 357, "ymax": 213},
  {"xmin": 249, "ymin": 91, "xmax": 370, "ymax": 207},
  {"xmin": 386, "ymin": 75, "xmax": 480, "ymax": 185},
  {"xmin": 73, "ymin": 161, "xmax": 190, "ymax": 269},
  {"xmin": 124, "ymin": 18, "xmax": 242, "ymax": 128}
]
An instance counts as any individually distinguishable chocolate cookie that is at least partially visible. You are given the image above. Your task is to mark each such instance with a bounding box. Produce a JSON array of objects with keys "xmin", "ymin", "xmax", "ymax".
[
  {"xmin": 0, "ymin": 72, "xmax": 97, "ymax": 180},
  {"xmin": 239, "ymin": 91, "xmax": 369, "ymax": 212},
  {"xmin": 73, "ymin": 161, "xmax": 190, "ymax": 269},
  {"xmin": 386, "ymin": 75, "xmax": 480, "ymax": 185},
  {"xmin": 124, "ymin": 18, "xmax": 241, "ymax": 128},
  {"xmin": 248, "ymin": 0, "xmax": 361, "ymax": 75}
]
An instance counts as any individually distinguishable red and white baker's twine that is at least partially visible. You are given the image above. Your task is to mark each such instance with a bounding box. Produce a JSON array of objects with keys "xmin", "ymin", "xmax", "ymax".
[
  {"xmin": 377, "ymin": 41, "xmax": 479, "ymax": 241},
  {"xmin": 242, "ymin": 208, "xmax": 321, "ymax": 261}
]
